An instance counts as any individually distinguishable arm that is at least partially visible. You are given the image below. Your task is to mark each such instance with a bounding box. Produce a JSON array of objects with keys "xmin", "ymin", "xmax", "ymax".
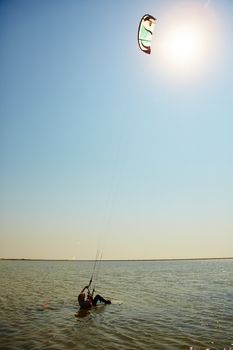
[{"xmin": 80, "ymin": 285, "xmax": 89, "ymax": 293}]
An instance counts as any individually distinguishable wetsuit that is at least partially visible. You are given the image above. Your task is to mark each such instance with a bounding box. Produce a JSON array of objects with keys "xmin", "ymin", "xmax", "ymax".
[{"xmin": 78, "ymin": 293, "xmax": 110, "ymax": 309}]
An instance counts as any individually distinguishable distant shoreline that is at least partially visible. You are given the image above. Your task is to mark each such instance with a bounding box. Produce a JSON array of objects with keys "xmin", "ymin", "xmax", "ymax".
[{"xmin": 0, "ymin": 257, "xmax": 233, "ymax": 262}]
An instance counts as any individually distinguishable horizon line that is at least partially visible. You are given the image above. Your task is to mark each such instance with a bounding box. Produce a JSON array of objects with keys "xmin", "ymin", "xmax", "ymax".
[{"xmin": 1, "ymin": 257, "xmax": 233, "ymax": 262}]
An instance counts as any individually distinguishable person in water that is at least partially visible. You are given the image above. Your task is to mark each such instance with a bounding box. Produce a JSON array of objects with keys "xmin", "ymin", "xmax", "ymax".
[{"xmin": 78, "ymin": 285, "xmax": 111, "ymax": 309}]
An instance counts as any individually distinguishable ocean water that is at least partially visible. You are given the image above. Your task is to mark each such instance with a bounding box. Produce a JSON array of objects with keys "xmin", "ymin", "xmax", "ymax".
[{"xmin": 0, "ymin": 259, "xmax": 232, "ymax": 350}]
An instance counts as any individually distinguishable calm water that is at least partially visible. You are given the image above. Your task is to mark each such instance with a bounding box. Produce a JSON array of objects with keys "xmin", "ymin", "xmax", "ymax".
[{"xmin": 0, "ymin": 259, "xmax": 232, "ymax": 350}]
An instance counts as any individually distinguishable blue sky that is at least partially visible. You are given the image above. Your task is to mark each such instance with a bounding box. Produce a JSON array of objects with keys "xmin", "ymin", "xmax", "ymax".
[{"xmin": 1, "ymin": 0, "xmax": 233, "ymax": 260}]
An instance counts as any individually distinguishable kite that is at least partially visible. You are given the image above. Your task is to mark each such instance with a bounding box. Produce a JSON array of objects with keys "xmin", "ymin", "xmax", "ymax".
[{"xmin": 138, "ymin": 14, "xmax": 156, "ymax": 54}]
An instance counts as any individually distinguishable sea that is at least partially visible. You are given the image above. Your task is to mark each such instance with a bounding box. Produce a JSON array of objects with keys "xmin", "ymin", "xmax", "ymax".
[{"xmin": 0, "ymin": 259, "xmax": 232, "ymax": 350}]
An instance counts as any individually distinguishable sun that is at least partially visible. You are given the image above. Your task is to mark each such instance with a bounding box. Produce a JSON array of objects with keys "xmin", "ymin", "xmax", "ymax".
[
  {"xmin": 155, "ymin": 2, "xmax": 219, "ymax": 79},
  {"xmin": 163, "ymin": 22, "xmax": 203, "ymax": 68}
]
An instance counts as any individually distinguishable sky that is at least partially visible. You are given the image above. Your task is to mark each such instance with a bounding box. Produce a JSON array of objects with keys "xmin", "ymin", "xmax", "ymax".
[{"xmin": 1, "ymin": 0, "xmax": 233, "ymax": 260}]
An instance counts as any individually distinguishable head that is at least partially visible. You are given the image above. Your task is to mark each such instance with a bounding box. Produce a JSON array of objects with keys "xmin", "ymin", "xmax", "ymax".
[{"xmin": 78, "ymin": 293, "xmax": 85, "ymax": 304}]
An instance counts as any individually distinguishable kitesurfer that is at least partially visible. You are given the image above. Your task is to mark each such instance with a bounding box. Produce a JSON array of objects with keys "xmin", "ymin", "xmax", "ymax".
[{"xmin": 78, "ymin": 285, "xmax": 111, "ymax": 309}]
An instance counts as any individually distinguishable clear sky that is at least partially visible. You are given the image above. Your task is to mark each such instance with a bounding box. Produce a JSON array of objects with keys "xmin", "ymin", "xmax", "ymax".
[{"xmin": 1, "ymin": 0, "xmax": 233, "ymax": 260}]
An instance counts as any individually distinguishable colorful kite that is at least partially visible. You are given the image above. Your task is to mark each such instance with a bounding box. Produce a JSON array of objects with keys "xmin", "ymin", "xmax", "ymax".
[{"xmin": 138, "ymin": 14, "xmax": 156, "ymax": 54}]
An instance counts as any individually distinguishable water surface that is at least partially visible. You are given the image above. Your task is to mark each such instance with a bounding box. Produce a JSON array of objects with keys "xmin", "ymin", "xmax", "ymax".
[{"xmin": 0, "ymin": 259, "xmax": 232, "ymax": 349}]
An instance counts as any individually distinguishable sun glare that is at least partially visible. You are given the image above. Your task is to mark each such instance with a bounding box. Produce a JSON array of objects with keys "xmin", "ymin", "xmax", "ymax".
[
  {"xmin": 156, "ymin": 3, "xmax": 220, "ymax": 80},
  {"xmin": 164, "ymin": 23, "xmax": 203, "ymax": 68}
]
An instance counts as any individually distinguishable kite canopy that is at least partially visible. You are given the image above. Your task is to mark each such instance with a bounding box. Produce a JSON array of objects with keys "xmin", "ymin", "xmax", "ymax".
[{"xmin": 138, "ymin": 14, "xmax": 156, "ymax": 54}]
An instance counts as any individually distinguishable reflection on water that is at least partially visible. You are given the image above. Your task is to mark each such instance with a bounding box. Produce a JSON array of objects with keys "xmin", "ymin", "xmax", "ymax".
[{"xmin": 0, "ymin": 259, "xmax": 232, "ymax": 349}]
